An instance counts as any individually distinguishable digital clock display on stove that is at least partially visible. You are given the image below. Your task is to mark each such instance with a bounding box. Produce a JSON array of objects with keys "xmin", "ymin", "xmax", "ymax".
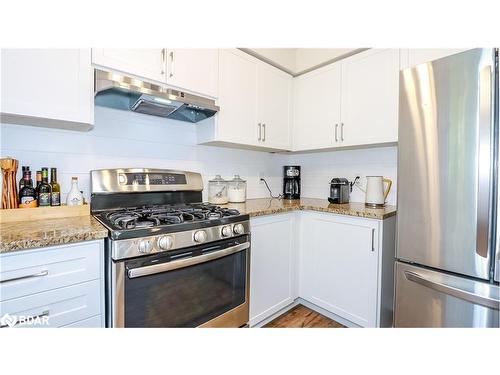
[{"xmin": 124, "ymin": 173, "xmax": 187, "ymax": 185}]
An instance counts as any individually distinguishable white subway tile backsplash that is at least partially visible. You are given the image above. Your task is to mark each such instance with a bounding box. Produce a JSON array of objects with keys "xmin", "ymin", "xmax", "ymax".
[{"xmin": 1, "ymin": 106, "xmax": 397, "ymax": 206}]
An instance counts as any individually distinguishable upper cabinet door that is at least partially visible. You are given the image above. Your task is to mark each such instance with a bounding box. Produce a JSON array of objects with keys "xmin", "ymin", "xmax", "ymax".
[
  {"xmin": 292, "ymin": 63, "xmax": 342, "ymax": 151},
  {"xmin": 1, "ymin": 49, "xmax": 93, "ymax": 131},
  {"xmin": 216, "ymin": 50, "xmax": 259, "ymax": 145},
  {"xmin": 91, "ymin": 48, "xmax": 166, "ymax": 83},
  {"xmin": 340, "ymin": 49, "xmax": 399, "ymax": 147},
  {"xmin": 165, "ymin": 49, "xmax": 218, "ymax": 98},
  {"xmin": 257, "ymin": 63, "xmax": 292, "ymax": 150},
  {"xmin": 401, "ymin": 49, "xmax": 468, "ymax": 69}
]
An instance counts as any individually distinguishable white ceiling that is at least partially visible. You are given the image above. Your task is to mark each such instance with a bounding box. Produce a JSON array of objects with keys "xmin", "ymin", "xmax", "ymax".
[{"xmin": 243, "ymin": 48, "xmax": 365, "ymax": 75}]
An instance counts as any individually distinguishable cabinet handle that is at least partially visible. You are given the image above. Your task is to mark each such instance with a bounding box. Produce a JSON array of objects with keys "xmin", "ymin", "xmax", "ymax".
[
  {"xmin": 258, "ymin": 123, "xmax": 262, "ymax": 141},
  {"xmin": 0, "ymin": 270, "xmax": 48, "ymax": 284},
  {"xmin": 169, "ymin": 51, "xmax": 175, "ymax": 78},
  {"xmin": 341, "ymin": 123, "xmax": 344, "ymax": 141},
  {"xmin": 335, "ymin": 124, "xmax": 338, "ymax": 142},
  {"xmin": 262, "ymin": 123, "xmax": 266, "ymax": 142},
  {"xmin": 371, "ymin": 228, "xmax": 375, "ymax": 252},
  {"xmin": 161, "ymin": 48, "xmax": 166, "ymax": 75},
  {"xmin": 0, "ymin": 310, "xmax": 50, "ymax": 328}
]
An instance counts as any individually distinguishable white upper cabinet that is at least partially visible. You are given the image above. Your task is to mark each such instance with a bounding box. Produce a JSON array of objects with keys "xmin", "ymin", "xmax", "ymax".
[
  {"xmin": 1, "ymin": 49, "xmax": 94, "ymax": 131},
  {"xmin": 340, "ymin": 49, "xmax": 400, "ymax": 147},
  {"xmin": 92, "ymin": 48, "xmax": 166, "ymax": 83},
  {"xmin": 400, "ymin": 49, "xmax": 468, "ymax": 69},
  {"xmin": 165, "ymin": 49, "xmax": 218, "ymax": 98},
  {"xmin": 92, "ymin": 48, "xmax": 219, "ymax": 98},
  {"xmin": 197, "ymin": 49, "xmax": 292, "ymax": 151},
  {"xmin": 256, "ymin": 62, "xmax": 292, "ymax": 150},
  {"xmin": 292, "ymin": 49, "xmax": 399, "ymax": 151},
  {"xmin": 214, "ymin": 49, "xmax": 259, "ymax": 145},
  {"xmin": 293, "ymin": 63, "xmax": 342, "ymax": 151}
]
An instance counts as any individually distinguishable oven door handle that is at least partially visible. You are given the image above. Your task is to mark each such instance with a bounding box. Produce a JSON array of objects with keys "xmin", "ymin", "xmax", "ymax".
[{"xmin": 127, "ymin": 242, "xmax": 250, "ymax": 279}]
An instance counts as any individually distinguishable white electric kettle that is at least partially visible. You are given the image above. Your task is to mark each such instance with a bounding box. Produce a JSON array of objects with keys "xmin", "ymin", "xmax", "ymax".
[{"xmin": 358, "ymin": 176, "xmax": 392, "ymax": 207}]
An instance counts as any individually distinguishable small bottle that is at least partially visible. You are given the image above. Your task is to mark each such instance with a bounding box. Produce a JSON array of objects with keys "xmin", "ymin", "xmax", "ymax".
[
  {"xmin": 66, "ymin": 177, "xmax": 83, "ymax": 206},
  {"xmin": 19, "ymin": 171, "xmax": 37, "ymax": 208},
  {"xmin": 35, "ymin": 170, "xmax": 42, "ymax": 189},
  {"xmin": 37, "ymin": 168, "xmax": 52, "ymax": 207},
  {"xmin": 19, "ymin": 166, "xmax": 29, "ymax": 191},
  {"xmin": 50, "ymin": 168, "xmax": 61, "ymax": 206}
]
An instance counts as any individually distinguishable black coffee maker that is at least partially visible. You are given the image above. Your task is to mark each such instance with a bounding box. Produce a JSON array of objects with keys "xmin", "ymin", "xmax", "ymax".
[{"xmin": 283, "ymin": 166, "xmax": 301, "ymax": 199}]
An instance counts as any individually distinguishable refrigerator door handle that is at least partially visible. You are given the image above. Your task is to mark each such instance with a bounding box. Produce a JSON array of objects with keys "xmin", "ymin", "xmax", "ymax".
[
  {"xmin": 476, "ymin": 64, "xmax": 492, "ymax": 258},
  {"xmin": 404, "ymin": 271, "xmax": 500, "ymax": 310}
]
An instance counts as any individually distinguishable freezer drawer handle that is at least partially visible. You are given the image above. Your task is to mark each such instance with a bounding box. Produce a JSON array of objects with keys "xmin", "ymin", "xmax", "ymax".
[
  {"xmin": 404, "ymin": 271, "xmax": 499, "ymax": 310},
  {"xmin": 127, "ymin": 242, "xmax": 250, "ymax": 279}
]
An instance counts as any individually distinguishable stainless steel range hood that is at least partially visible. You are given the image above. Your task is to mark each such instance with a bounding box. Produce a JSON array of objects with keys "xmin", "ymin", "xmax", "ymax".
[{"xmin": 94, "ymin": 70, "xmax": 219, "ymax": 123}]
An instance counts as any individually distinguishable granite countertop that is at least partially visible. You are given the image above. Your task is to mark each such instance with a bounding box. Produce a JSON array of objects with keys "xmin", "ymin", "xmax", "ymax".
[
  {"xmin": 223, "ymin": 197, "xmax": 397, "ymax": 220},
  {"xmin": 0, "ymin": 198, "xmax": 395, "ymax": 254},
  {"xmin": 0, "ymin": 215, "xmax": 108, "ymax": 254}
]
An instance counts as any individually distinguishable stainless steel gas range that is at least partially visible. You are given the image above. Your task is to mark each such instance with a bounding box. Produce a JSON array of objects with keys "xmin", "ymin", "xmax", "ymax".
[{"xmin": 90, "ymin": 168, "xmax": 250, "ymax": 328}]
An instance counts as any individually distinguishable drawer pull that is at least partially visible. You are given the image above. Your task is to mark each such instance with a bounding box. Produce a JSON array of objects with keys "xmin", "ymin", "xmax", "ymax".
[
  {"xmin": 0, "ymin": 270, "xmax": 49, "ymax": 284},
  {"xmin": 0, "ymin": 310, "xmax": 50, "ymax": 328}
]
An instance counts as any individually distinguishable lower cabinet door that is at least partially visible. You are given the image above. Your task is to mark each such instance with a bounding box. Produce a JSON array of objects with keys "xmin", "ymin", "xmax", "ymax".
[
  {"xmin": 0, "ymin": 280, "xmax": 101, "ymax": 328},
  {"xmin": 249, "ymin": 214, "xmax": 297, "ymax": 326},
  {"xmin": 299, "ymin": 212, "xmax": 379, "ymax": 327}
]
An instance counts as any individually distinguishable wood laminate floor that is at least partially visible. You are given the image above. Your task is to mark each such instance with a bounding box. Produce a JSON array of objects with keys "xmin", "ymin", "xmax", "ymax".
[{"xmin": 264, "ymin": 304, "xmax": 346, "ymax": 328}]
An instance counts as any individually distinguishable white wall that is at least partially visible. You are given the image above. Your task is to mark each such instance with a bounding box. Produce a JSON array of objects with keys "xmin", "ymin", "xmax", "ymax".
[
  {"xmin": 288, "ymin": 146, "xmax": 398, "ymax": 206},
  {"xmin": 0, "ymin": 106, "xmax": 287, "ymax": 203}
]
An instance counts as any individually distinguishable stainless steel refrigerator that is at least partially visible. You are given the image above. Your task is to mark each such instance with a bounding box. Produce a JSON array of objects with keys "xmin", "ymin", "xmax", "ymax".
[{"xmin": 395, "ymin": 48, "xmax": 500, "ymax": 327}]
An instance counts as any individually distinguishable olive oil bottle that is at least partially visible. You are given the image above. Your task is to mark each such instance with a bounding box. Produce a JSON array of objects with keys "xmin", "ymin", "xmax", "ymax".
[
  {"xmin": 50, "ymin": 167, "xmax": 61, "ymax": 206},
  {"xmin": 37, "ymin": 168, "xmax": 52, "ymax": 207}
]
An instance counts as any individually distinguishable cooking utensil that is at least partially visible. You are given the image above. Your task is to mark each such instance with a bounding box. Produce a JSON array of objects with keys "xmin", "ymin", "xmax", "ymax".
[{"xmin": 0, "ymin": 157, "xmax": 19, "ymax": 209}]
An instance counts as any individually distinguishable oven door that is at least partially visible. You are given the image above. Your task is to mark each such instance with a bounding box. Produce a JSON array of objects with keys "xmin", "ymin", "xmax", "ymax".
[{"xmin": 110, "ymin": 237, "xmax": 250, "ymax": 328}]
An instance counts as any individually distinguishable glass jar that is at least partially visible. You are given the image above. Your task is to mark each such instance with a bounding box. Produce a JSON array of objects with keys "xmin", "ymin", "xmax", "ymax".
[
  {"xmin": 208, "ymin": 175, "xmax": 228, "ymax": 204},
  {"xmin": 228, "ymin": 175, "xmax": 247, "ymax": 203}
]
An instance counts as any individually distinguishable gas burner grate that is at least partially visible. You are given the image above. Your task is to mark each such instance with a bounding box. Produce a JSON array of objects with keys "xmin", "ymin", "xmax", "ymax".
[{"xmin": 104, "ymin": 203, "xmax": 241, "ymax": 230}]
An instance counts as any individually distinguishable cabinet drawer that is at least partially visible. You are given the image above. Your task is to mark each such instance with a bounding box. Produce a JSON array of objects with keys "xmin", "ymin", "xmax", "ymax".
[
  {"xmin": 0, "ymin": 279, "xmax": 101, "ymax": 328},
  {"xmin": 0, "ymin": 241, "xmax": 102, "ymax": 301}
]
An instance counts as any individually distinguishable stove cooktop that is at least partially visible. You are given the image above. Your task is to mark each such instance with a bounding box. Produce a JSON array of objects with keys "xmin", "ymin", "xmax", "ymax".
[{"xmin": 93, "ymin": 203, "xmax": 248, "ymax": 240}]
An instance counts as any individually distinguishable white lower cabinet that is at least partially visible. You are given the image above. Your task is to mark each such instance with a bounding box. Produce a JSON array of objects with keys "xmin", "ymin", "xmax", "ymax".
[
  {"xmin": 299, "ymin": 212, "xmax": 376, "ymax": 327},
  {"xmin": 249, "ymin": 213, "xmax": 297, "ymax": 326},
  {"xmin": 0, "ymin": 240, "xmax": 105, "ymax": 328},
  {"xmin": 249, "ymin": 211, "xmax": 395, "ymax": 328}
]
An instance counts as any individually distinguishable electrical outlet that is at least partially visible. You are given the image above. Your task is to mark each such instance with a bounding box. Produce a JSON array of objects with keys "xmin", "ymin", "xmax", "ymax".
[{"xmin": 259, "ymin": 172, "xmax": 266, "ymax": 182}]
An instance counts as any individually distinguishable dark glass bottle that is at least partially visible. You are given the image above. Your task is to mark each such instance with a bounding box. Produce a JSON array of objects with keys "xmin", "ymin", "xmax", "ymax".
[
  {"xmin": 37, "ymin": 168, "xmax": 52, "ymax": 207},
  {"xmin": 36, "ymin": 170, "xmax": 42, "ymax": 189},
  {"xmin": 19, "ymin": 171, "xmax": 37, "ymax": 208},
  {"xmin": 50, "ymin": 168, "xmax": 61, "ymax": 206},
  {"xmin": 19, "ymin": 166, "xmax": 30, "ymax": 190}
]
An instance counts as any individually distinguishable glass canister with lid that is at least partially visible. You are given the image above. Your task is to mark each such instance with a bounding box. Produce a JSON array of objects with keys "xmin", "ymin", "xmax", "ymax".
[
  {"xmin": 228, "ymin": 175, "xmax": 247, "ymax": 203},
  {"xmin": 208, "ymin": 175, "xmax": 228, "ymax": 204}
]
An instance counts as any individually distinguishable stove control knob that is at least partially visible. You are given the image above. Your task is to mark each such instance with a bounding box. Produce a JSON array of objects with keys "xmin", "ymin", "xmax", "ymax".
[
  {"xmin": 157, "ymin": 235, "xmax": 173, "ymax": 250},
  {"xmin": 193, "ymin": 230, "xmax": 208, "ymax": 243},
  {"xmin": 138, "ymin": 240, "xmax": 153, "ymax": 254},
  {"xmin": 221, "ymin": 225, "xmax": 233, "ymax": 237},
  {"xmin": 233, "ymin": 223, "xmax": 245, "ymax": 235}
]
